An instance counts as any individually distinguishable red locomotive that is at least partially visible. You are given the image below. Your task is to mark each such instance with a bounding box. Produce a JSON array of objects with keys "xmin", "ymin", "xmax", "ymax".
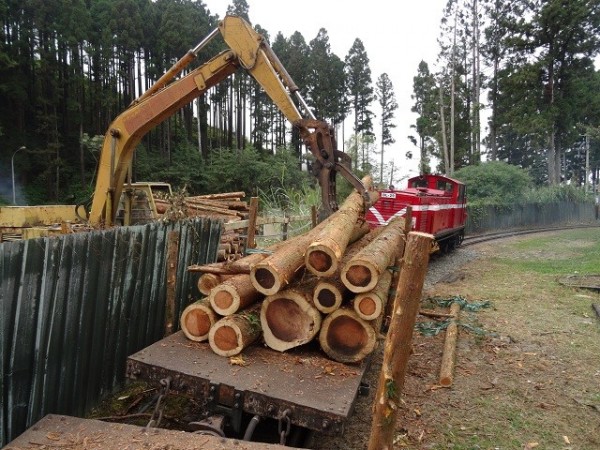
[{"xmin": 366, "ymin": 174, "xmax": 467, "ymax": 252}]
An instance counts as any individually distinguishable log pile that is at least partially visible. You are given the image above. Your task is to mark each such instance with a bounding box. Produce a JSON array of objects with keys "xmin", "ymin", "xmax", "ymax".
[
  {"xmin": 155, "ymin": 191, "xmax": 249, "ymax": 261},
  {"xmin": 182, "ymin": 177, "xmax": 421, "ymax": 364}
]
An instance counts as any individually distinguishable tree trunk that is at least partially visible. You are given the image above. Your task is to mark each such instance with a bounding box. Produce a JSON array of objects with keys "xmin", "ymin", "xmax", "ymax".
[
  {"xmin": 319, "ymin": 308, "xmax": 377, "ymax": 363},
  {"xmin": 209, "ymin": 304, "xmax": 262, "ymax": 357},
  {"xmin": 353, "ymin": 269, "xmax": 393, "ymax": 321},
  {"xmin": 209, "ymin": 274, "xmax": 263, "ymax": 316},
  {"xmin": 367, "ymin": 232, "xmax": 433, "ymax": 450},
  {"xmin": 439, "ymin": 302, "xmax": 461, "ymax": 387},
  {"xmin": 251, "ymin": 213, "xmax": 370, "ymax": 296},
  {"xmin": 305, "ymin": 176, "xmax": 375, "ymax": 277},
  {"xmin": 180, "ymin": 298, "xmax": 218, "ymax": 342},
  {"xmin": 341, "ymin": 217, "xmax": 405, "ymax": 293},
  {"xmin": 261, "ymin": 285, "xmax": 321, "ymax": 352}
]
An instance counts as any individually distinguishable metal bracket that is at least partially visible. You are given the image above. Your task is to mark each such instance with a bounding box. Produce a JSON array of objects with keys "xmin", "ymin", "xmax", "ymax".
[{"xmin": 206, "ymin": 383, "xmax": 245, "ymax": 434}]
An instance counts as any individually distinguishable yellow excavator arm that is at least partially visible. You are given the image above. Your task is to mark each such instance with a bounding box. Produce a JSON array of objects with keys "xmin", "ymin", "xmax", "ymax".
[{"xmin": 88, "ymin": 15, "xmax": 366, "ymax": 226}]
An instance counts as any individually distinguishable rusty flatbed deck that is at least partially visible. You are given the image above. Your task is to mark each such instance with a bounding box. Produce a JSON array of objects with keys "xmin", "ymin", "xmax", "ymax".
[
  {"xmin": 3, "ymin": 414, "xmax": 295, "ymax": 449},
  {"xmin": 126, "ymin": 331, "xmax": 369, "ymax": 434}
]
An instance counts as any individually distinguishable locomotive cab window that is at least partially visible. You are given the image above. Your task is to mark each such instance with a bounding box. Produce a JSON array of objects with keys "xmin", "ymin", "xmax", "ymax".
[
  {"xmin": 436, "ymin": 180, "xmax": 454, "ymax": 193},
  {"xmin": 411, "ymin": 178, "xmax": 428, "ymax": 188}
]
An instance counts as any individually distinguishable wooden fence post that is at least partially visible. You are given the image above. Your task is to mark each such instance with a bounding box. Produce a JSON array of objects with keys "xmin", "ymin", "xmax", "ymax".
[
  {"xmin": 246, "ymin": 197, "xmax": 259, "ymax": 249},
  {"xmin": 165, "ymin": 230, "xmax": 180, "ymax": 336},
  {"xmin": 367, "ymin": 231, "xmax": 433, "ymax": 450}
]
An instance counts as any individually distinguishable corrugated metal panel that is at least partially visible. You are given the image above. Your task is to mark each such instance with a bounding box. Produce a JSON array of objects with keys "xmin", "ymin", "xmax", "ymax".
[
  {"xmin": 0, "ymin": 218, "xmax": 223, "ymax": 445},
  {"xmin": 465, "ymin": 201, "xmax": 596, "ymax": 234}
]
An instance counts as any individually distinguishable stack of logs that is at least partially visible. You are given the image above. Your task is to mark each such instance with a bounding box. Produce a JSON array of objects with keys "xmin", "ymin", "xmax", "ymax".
[
  {"xmin": 183, "ymin": 177, "xmax": 409, "ymax": 364},
  {"xmin": 155, "ymin": 191, "xmax": 249, "ymax": 261}
]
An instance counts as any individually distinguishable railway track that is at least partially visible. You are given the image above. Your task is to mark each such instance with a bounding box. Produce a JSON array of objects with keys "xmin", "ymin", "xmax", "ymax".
[{"xmin": 462, "ymin": 223, "xmax": 600, "ymax": 247}]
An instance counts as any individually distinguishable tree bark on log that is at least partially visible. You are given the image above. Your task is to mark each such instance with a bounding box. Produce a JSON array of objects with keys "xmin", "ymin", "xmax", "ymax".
[
  {"xmin": 209, "ymin": 274, "xmax": 263, "ymax": 316},
  {"xmin": 180, "ymin": 298, "xmax": 218, "ymax": 342},
  {"xmin": 439, "ymin": 302, "xmax": 461, "ymax": 387},
  {"xmin": 250, "ymin": 217, "xmax": 369, "ymax": 296},
  {"xmin": 305, "ymin": 176, "xmax": 377, "ymax": 277},
  {"xmin": 367, "ymin": 232, "xmax": 433, "ymax": 450},
  {"xmin": 353, "ymin": 269, "xmax": 393, "ymax": 321},
  {"xmin": 341, "ymin": 217, "xmax": 405, "ymax": 293},
  {"xmin": 208, "ymin": 304, "xmax": 262, "ymax": 356},
  {"xmin": 261, "ymin": 285, "xmax": 321, "ymax": 352},
  {"xmin": 319, "ymin": 308, "xmax": 377, "ymax": 363}
]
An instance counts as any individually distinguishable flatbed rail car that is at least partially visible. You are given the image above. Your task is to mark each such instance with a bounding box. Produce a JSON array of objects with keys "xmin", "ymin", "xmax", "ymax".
[
  {"xmin": 126, "ymin": 331, "xmax": 369, "ymax": 442},
  {"xmin": 366, "ymin": 174, "xmax": 467, "ymax": 251}
]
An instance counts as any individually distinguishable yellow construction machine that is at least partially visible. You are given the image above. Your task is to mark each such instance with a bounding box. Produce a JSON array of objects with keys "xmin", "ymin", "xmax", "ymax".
[{"xmin": 1, "ymin": 15, "xmax": 366, "ymax": 239}]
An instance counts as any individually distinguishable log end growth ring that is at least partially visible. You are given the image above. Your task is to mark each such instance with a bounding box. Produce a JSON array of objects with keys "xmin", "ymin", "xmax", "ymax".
[
  {"xmin": 314, "ymin": 283, "xmax": 343, "ymax": 313},
  {"xmin": 354, "ymin": 294, "xmax": 381, "ymax": 321},
  {"xmin": 181, "ymin": 308, "xmax": 212, "ymax": 341},
  {"xmin": 251, "ymin": 266, "xmax": 281, "ymax": 296},
  {"xmin": 306, "ymin": 247, "xmax": 337, "ymax": 277},
  {"xmin": 209, "ymin": 322, "xmax": 242, "ymax": 356},
  {"xmin": 319, "ymin": 310, "xmax": 376, "ymax": 363},
  {"xmin": 209, "ymin": 284, "xmax": 238, "ymax": 316},
  {"xmin": 342, "ymin": 263, "xmax": 377, "ymax": 293}
]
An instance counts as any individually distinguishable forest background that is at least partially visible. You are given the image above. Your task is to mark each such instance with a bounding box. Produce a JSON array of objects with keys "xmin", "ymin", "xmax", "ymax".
[{"xmin": 0, "ymin": 0, "xmax": 599, "ymax": 209}]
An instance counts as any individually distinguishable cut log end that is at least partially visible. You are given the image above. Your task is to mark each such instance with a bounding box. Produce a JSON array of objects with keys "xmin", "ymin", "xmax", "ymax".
[
  {"xmin": 319, "ymin": 310, "xmax": 376, "ymax": 363},
  {"xmin": 183, "ymin": 309, "xmax": 212, "ymax": 338},
  {"xmin": 180, "ymin": 298, "xmax": 217, "ymax": 342},
  {"xmin": 211, "ymin": 325, "xmax": 240, "ymax": 353},
  {"xmin": 265, "ymin": 298, "xmax": 313, "ymax": 342},
  {"xmin": 343, "ymin": 263, "xmax": 377, "ymax": 293},
  {"xmin": 355, "ymin": 295, "xmax": 378, "ymax": 319},
  {"xmin": 261, "ymin": 290, "xmax": 322, "ymax": 352},
  {"xmin": 314, "ymin": 283, "xmax": 343, "ymax": 314},
  {"xmin": 209, "ymin": 284, "xmax": 240, "ymax": 316},
  {"xmin": 306, "ymin": 248, "xmax": 337, "ymax": 277},
  {"xmin": 251, "ymin": 266, "xmax": 281, "ymax": 296}
]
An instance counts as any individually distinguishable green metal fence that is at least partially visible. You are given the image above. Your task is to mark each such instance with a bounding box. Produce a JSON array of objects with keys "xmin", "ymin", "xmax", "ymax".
[
  {"xmin": 465, "ymin": 201, "xmax": 597, "ymax": 234},
  {"xmin": 0, "ymin": 218, "xmax": 222, "ymax": 445}
]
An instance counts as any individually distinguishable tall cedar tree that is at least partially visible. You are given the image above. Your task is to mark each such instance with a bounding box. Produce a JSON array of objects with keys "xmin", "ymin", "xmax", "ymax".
[
  {"xmin": 345, "ymin": 38, "xmax": 374, "ymax": 171},
  {"xmin": 375, "ymin": 73, "xmax": 398, "ymax": 184}
]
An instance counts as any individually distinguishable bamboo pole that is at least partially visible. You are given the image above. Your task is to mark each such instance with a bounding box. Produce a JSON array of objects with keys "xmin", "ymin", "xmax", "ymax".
[
  {"xmin": 180, "ymin": 298, "xmax": 218, "ymax": 342},
  {"xmin": 367, "ymin": 232, "xmax": 433, "ymax": 450},
  {"xmin": 439, "ymin": 302, "xmax": 461, "ymax": 387}
]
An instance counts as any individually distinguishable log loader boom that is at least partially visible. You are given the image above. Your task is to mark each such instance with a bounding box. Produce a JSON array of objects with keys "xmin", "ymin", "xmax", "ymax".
[{"xmin": 88, "ymin": 15, "xmax": 367, "ymax": 226}]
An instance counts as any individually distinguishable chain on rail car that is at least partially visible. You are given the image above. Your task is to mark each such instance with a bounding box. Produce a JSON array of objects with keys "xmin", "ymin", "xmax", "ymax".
[{"xmin": 366, "ymin": 174, "xmax": 467, "ymax": 252}]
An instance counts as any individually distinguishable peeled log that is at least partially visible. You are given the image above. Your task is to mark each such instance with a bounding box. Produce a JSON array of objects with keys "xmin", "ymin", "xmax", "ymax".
[
  {"xmin": 261, "ymin": 287, "xmax": 322, "ymax": 352},
  {"xmin": 341, "ymin": 217, "xmax": 405, "ymax": 293},
  {"xmin": 439, "ymin": 302, "xmax": 461, "ymax": 387},
  {"xmin": 208, "ymin": 304, "xmax": 262, "ymax": 356},
  {"xmin": 180, "ymin": 298, "xmax": 218, "ymax": 342},
  {"xmin": 305, "ymin": 177, "xmax": 377, "ymax": 278},
  {"xmin": 353, "ymin": 269, "xmax": 393, "ymax": 321},
  {"xmin": 319, "ymin": 308, "xmax": 377, "ymax": 363},
  {"xmin": 209, "ymin": 274, "xmax": 263, "ymax": 316}
]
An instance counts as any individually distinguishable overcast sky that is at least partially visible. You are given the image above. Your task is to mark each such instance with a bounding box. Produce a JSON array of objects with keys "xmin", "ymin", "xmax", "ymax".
[{"xmin": 201, "ymin": 0, "xmax": 448, "ymax": 182}]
